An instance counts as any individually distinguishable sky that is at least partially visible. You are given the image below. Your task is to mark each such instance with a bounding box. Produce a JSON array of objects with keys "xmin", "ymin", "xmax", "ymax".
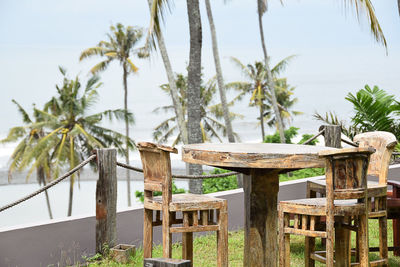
[{"xmin": 0, "ymin": 0, "xmax": 399, "ymax": 145}]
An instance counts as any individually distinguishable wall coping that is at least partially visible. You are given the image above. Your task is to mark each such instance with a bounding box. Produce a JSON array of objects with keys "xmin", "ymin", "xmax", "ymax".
[{"xmin": 1, "ymin": 163, "xmax": 399, "ymax": 233}]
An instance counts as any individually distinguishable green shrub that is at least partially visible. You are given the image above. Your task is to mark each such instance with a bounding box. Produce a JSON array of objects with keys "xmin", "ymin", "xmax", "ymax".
[
  {"xmin": 279, "ymin": 168, "xmax": 325, "ymax": 182},
  {"xmin": 264, "ymin": 127, "xmax": 319, "ymax": 145},
  {"xmin": 202, "ymin": 168, "xmax": 237, "ymax": 194},
  {"xmin": 135, "ymin": 182, "xmax": 186, "ymax": 203}
]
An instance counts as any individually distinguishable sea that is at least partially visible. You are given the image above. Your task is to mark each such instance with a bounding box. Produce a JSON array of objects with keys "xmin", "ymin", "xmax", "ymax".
[{"xmin": 0, "ymin": 81, "xmax": 398, "ymax": 228}]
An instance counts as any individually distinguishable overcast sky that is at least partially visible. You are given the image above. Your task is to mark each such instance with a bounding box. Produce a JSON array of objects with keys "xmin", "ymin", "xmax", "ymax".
[{"xmin": 0, "ymin": 0, "xmax": 399, "ymax": 142}]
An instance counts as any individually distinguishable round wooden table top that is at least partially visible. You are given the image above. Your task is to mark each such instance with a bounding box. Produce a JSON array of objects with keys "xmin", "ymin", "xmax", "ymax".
[{"xmin": 182, "ymin": 143, "xmax": 335, "ymax": 169}]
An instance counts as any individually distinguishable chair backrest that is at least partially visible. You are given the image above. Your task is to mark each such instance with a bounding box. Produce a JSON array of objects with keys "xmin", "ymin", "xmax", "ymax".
[
  {"xmin": 319, "ymin": 147, "xmax": 375, "ymax": 202},
  {"xmin": 353, "ymin": 131, "xmax": 397, "ymax": 185},
  {"xmin": 138, "ymin": 142, "xmax": 178, "ymax": 204}
]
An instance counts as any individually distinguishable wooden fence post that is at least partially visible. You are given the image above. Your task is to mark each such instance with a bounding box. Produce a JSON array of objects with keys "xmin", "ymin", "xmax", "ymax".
[
  {"xmin": 96, "ymin": 148, "xmax": 117, "ymax": 254},
  {"xmin": 320, "ymin": 125, "xmax": 342, "ymax": 148}
]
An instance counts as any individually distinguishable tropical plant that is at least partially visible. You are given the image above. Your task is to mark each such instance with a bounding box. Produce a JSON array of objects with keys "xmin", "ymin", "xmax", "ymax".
[
  {"xmin": 205, "ymin": 0, "xmax": 235, "ymax": 143},
  {"xmin": 314, "ymin": 85, "xmax": 400, "ymax": 141},
  {"xmin": 257, "ymin": 0, "xmax": 286, "ymax": 143},
  {"xmin": 256, "ymin": 0, "xmax": 387, "ymax": 143},
  {"xmin": 17, "ymin": 67, "xmax": 134, "ymax": 216},
  {"xmin": 153, "ymin": 73, "xmax": 241, "ymax": 146},
  {"xmin": 264, "ymin": 78, "xmax": 302, "ymax": 129},
  {"xmin": 80, "ymin": 23, "xmax": 145, "ymax": 206},
  {"xmin": 1, "ymin": 100, "xmax": 53, "ymax": 219},
  {"xmin": 146, "ymin": 0, "xmax": 204, "ymax": 193},
  {"xmin": 263, "ymin": 126, "xmax": 319, "ymax": 145},
  {"xmin": 145, "ymin": 0, "xmax": 188, "ymax": 145},
  {"xmin": 346, "ymin": 85, "xmax": 400, "ymax": 137},
  {"xmin": 202, "ymin": 168, "xmax": 237, "ymax": 194},
  {"xmin": 228, "ymin": 56, "xmax": 298, "ymax": 140},
  {"xmin": 135, "ymin": 182, "xmax": 185, "ymax": 203}
]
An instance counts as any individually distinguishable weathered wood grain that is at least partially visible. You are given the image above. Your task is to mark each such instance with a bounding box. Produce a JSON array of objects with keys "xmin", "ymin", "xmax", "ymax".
[
  {"xmin": 96, "ymin": 148, "xmax": 117, "ymax": 254},
  {"xmin": 182, "ymin": 143, "xmax": 329, "ymax": 169},
  {"xmin": 139, "ymin": 142, "xmax": 228, "ymax": 267},
  {"xmin": 279, "ymin": 148, "xmax": 371, "ymax": 267},
  {"xmin": 244, "ymin": 169, "xmax": 279, "ymax": 267},
  {"xmin": 308, "ymin": 131, "xmax": 397, "ymax": 265}
]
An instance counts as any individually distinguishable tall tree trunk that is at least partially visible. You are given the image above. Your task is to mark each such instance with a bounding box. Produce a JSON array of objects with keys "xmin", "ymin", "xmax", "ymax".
[
  {"xmin": 259, "ymin": 103, "xmax": 265, "ymax": 141},
  {"xmin": 257, "ymin": 2, "xmax": 286, "ymax": 143},
  {"xmin": 186, "ymin": 0, "xmax": 203, "ymax": 194},
  {"xmin": 67, "ymin": 175, "xmax": 74, "ymax": 216},
  {"xmin": 205, "ymin": 0, "xmax": 235, "ymax": 143},
  {"xmin": 123, "ymin": 64, "xmax": 132, "ymax": 206},
  {"xmin": 147, "ymin": 0, "xmax": 188, "ymax": 145},
  {"xmin": 37, "ymin": 166, "xmax": 53, "ymax": 219}
]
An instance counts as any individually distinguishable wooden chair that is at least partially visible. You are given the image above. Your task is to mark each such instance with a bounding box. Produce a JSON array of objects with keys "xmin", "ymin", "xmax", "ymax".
[
  {"xmin": 279, "ymin": 147, "xmax": 375, "ymax": 267},
  {"xmin": 138, "ymin": 142, "xmax": 228, "ymax": 267},
  {"xmin": 307, "ymin": 131, "xmax": 397, "ymax": 264}
]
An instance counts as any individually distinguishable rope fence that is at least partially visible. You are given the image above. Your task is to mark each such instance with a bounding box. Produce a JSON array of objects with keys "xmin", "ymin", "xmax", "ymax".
[
  {"xmin": 0, "ymin": 154, "xmax": 96, "ymax": 213},
  {"xmin": 1, "ymin": 127, "xmax": 398, "ymax": 213},
  {"xmin": 116, "ymin": 161, "xmax": 239, "ymax": 179},
  {"xmin": 302, "ymin": 129, "xmax": 325, "ymax": 145}
]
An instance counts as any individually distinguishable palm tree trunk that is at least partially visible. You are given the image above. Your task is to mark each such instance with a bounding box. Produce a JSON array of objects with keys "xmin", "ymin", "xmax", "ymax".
[
  {"xmin": 147, "ymin": 0, "xmax": 188, "ymax": 145},
  {"xmin": 205, "ymin": 0, "xmax": 235, "ymax": 143},
  {"xmin": 123, "ymin": 64, "xmax": 132, "ymax": 206},
  {"xmin": 67, "ymin": 175, "xmax": 74, "ymax": 216},
  {"xmin": 186, "ymin": 0, "xmax": 203, "ymax": 194},
  {"xmin": 257, "ymin": 2, "xmax": 286, "ymax": 143},
  {"xmin": 260, "ymin": 103, "xmax": 265, "ymax": 141},
  {"xmin": 37, "ymin": 166, "xmax": 53, "ymax": 219}
]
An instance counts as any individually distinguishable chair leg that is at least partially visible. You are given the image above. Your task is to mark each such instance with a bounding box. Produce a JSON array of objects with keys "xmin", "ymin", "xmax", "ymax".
[
  {"xmin": 143, "ymin": 209, "xmax": 153, "ymax": 258},
  {"xmin": 305, "ymin": 237, "xmax": 315, "ymax": 267},
  {"xmin": 379, "ymin": 216, "xmax": 388, "ymax": 265},
  {"xmin": 182, "ymin": 232, "xmax": 193, "ymax": 264},
  {"xmin": 393, "ymin": 217, "xmax": 400, "ymax": 256},
  {"xmin": 217, "ymin": 205, "xmax": 228, "ymax": 267},
  {"xmin": 182, "ymin": 211, "xmax": 193, "ymax": 265},
  {"xmin": 162, "ymin": 210, "xmax": 172, "ymax": 258},
  {"xmin": 279, "ymin": 210, "xmax": 290, "ymax": 267},
  {"xmin": 335, "ymin": 217, "xmax": 350, "ymax": 267},
  {"xmin": 358, "ymin": 214, "xmax": 369, "ymax": 267},
  {"xmin": 325, "ymin": 214, "xmax": 335, "ymax": 267}
]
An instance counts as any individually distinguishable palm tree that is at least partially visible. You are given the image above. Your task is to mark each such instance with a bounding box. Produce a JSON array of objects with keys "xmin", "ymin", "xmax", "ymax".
[
  {"xmin": 146, "ymin": 0, "xmax": 204, "ymax": 194},
  {"xmin": 228, "ymin": 56, "xmax": 296, "ymax": 140},
  {"xmin": 1, "ymin": 100, "xmax": 53, "ymax": 219},
  {"xmin": 256, "ymin": 0, "xmax": 387, "ymax": 143},
  {"xmin": 205, "ymin": 0, "xmax": 235, "ymax": 143},
  {"xmin": 257, "ymin": 0, "xmax": 286, "ymax": 143},
  {"xmin": 153, "ymin": 73, "xmax": 241, "ymax": 145},
  {"xmin": 146, "ymin": 0, "xmax": 188, "ymax": 145},
  {"xmin": 80, "ymin": 23, "xmax": 144, "ymax": 206},
  {"xmin": 264, "ymin": 78, "xmax": 302, "ymax": 129},
  {"xmin": 18, "ymin": 67, "xmax": 134, "ymax": 216}
]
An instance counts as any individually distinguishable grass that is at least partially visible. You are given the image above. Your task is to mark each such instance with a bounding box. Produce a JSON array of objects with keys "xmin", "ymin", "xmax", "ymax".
[{"xmin": 83, "ymin": 220, "xmax": 400, "ymax": 267}]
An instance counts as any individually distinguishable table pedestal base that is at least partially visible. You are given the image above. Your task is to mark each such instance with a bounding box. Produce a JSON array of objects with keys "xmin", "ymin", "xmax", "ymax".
[{"xmin": 243, "ymin": 169, "xmax": 280, "ymax": 267}]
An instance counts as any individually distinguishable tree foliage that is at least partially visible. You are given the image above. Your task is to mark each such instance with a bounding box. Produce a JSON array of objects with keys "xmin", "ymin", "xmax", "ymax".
[
  {"xmin": 314, "ymin": 85, "xmax": 400, "ymax": 141},
  {"xmin": 153, "ymin": 72, "xmax": 242, "ymax": 145}
]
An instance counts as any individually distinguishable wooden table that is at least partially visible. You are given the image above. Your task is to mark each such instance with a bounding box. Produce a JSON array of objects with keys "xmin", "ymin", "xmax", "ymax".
[{"xmin": 182, "ymin": 143, "xmax": 331, "ymax": 267}]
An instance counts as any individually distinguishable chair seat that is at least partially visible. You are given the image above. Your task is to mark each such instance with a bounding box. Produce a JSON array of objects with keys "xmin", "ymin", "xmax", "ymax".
[
  {"xmin": 310, "ymin": 179, "xmax": 387, "ymax": 197},
  {"xmin": 144, "ymin": 193, "xmax": 226, "ymax": 211},
  {"xmin": 280, "ymin": 197, "xmax": 366, "ymax": 216}
]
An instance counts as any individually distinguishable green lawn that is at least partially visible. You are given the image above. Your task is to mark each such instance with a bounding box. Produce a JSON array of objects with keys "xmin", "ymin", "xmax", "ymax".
[{"xmin": 84, "ymin": 220, "xmax": 400, "ymax": 266}]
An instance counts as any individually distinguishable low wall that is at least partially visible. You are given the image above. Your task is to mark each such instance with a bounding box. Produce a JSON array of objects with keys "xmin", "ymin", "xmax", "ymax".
[{"xmin": 1, "ymin": 164, "xmax": 399, "ymax": 267}]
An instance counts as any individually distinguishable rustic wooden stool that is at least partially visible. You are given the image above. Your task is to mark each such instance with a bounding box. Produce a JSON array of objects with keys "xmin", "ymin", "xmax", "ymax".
[
  {"xmin": 307, "ymin": 131, "xmax": 397, "ymax": 265},
  {"xmin": 138, "ymin": 142, "xmax": 228, "ymax": 267},
  {"xmin": 279, "ymin": 147, "xmax": 375, "ymax": 267}
]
